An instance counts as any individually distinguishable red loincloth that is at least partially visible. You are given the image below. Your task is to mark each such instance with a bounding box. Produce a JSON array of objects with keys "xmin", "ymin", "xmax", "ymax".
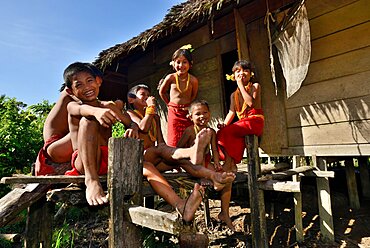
[
  {"xmin": 35, "ymin": 134, "xmax": 64, "ymax": 176},
  {"xmin": 167, "ymin": 102, "xmax": 192, "ymax": 147},
  {"xmin": 217, "ymin": 108, "xmax": 264, "ymax": 164},
  {"xmin": 65, "ymin": 146, "xmax": 109, "ymax": 176}
]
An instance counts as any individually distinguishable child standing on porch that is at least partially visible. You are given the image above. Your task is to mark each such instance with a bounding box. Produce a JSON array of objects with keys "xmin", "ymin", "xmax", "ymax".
[
  {"xmin": 177, "ymin": 100, "xmax": 235, "ymax": 230},
  {"xmin": 217, "ymin": 60, "xmax": 264, "ymax": 172},
  {"xmin": 159, "ymin": 44, "xmax": 199, "ymax": 147}
]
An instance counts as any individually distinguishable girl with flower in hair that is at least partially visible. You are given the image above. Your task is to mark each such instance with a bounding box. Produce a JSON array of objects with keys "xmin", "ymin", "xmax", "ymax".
[
  {"xmin": 159, "ymin": 44, "xmax": 199, "ymax": 147},
  {"xmin": 217, "ymin": 60, "xmax": 264, "ymax": 172}
]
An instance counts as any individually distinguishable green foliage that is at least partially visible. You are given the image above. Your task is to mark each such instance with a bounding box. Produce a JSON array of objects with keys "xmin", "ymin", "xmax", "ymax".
[
  {"xmin": 112, "ymin": 122, "xmax": 126, "ymax": 138},
  {"xmin": 0, "ymin": 95, "xmax": 53, "ymax": 196},
  {"xmin": 52, "ymin": 222, "xmax": 75, "ymax": 248}
]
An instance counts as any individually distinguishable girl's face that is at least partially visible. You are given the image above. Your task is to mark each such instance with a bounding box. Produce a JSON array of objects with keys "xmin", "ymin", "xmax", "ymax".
[
  {"xmin": 234, "ymin": 67, "xmax": 251, "ymax": 84},
  {"xmin": 70, "ymin": 71, "xmax": 101, "ymax": 102},
  {"xmin": 190, "ymin": 104, "xmax": 211, "ymax": 127},
  {"xmin": 173, "ymin": 55, "xmax": 190, "ymax": 75},
  {"xmin": 134, "ymin": 88, "xmax": 150, "ymax": 107}
]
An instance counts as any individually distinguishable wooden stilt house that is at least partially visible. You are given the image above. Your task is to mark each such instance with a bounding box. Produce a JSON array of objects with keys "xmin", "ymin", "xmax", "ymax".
[{"xmin": 95, "ymin": 0, "xmax": 370, "ymax": 158}]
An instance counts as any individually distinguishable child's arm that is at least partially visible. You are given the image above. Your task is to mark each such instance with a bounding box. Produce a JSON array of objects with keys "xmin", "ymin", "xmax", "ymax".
[
  {"xmin": 236, "ymin": 79, "xmax": 260, "ymax": 108},
  {"xmin": 190, "ymin": 75, "xmax": 199, "ymax": 102},
  {"xmin": 154, "ymin": 115, "xmax": 165, "ymax": 144},
  {"xmin": 176, "ymin": 127, "xmax": 193, "ymax": 148},
  {"xmin": 210, "ymin": 129, "xmax": 222, "ymax": 171},
  {"xmin": 158, "ymin": 74, "xmax": 172, "ymax": 104},
  {"xmin": 218, "ymin": 93, "xmax": 236, "ymax": 128}
]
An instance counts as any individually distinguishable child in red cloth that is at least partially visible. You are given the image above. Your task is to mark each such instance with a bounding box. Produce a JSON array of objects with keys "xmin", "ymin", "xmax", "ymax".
[
  {"xmin": 158, "ymin": 45, "xmax": 198, "ymax": 147},
  {"xmin": 63, "ymin": 62, "xmax": 139, "ymax": 205},
  {"xmin": 217, "ymin": 60, "xmax": 264, "ymax": 172},
  {"xmin": 177, "ymin": 100, "xmax": 235, "ymax": 230}
]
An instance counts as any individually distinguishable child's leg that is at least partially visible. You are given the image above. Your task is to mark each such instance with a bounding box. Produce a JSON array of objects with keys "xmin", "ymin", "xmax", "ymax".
[
  {"xmin": 179, "ymin": 160, "xmax": 236, "ymax": 191},
  {"xmin": 218, "ymin": 183, "xmax": 235, "ymax": 230},
  {"xmin": 145, "ymin": 128, "xmax": 212, "ymax": 166},
  {"xmin": 75, "ymin": 117, "xmax": 108, "ymax": 206},
  {"xmin": 143, "ymin": 162, "xmax": 203, "ymax": 222},
  {"xmin": 47, "ymin": 133, "xmax": 73, "ymax": 163}
]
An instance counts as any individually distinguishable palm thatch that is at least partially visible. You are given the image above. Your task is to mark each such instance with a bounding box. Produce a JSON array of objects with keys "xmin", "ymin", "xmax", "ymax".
[{"xmin": 94, "ymin": 0, "xmax": 240, "ymax": 71}]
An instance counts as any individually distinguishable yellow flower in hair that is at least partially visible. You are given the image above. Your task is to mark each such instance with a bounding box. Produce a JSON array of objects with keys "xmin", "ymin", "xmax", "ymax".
[
  {"xmin": 225, "ymin": 74, "xmax": 235, "ymax": 81},
  {"xmin": 179, "ymin": 44, "xmax": 194, "ymax": 52}
]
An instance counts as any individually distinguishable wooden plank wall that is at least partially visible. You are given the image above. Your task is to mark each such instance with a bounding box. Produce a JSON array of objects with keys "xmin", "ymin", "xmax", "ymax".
[{"xmin": 283, "ymin": 0, "xmax": 370, "ymax": 156}]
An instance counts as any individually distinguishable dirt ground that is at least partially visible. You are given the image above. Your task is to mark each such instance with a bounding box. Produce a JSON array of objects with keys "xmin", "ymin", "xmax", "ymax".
[{"xmin": 64, "ymin": 174, "xmax": 370, "ymax": 248}]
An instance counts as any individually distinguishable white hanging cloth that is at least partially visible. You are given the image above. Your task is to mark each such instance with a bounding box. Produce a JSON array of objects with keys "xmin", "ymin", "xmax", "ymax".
[{"xmin": 273, "ymin": 2, "xmax": 311, "ymax": 98}]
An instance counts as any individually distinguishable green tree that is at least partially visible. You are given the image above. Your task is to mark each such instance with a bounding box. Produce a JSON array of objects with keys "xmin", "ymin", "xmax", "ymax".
[{"xmin": 0, "ymin": 95, "xmax": 53, "ymax": 196}]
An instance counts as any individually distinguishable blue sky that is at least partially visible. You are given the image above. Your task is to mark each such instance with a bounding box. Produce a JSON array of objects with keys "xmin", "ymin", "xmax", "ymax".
[{"xmin": 0, "ymin": 1, "xmax": 182, "ymax": 106}]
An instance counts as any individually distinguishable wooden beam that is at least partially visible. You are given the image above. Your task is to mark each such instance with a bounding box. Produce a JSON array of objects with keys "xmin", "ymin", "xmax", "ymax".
[
  {"xmin": 344, "ymin": 158, "xmax": 360, "ymax": 209},
  {"xmin": 1, "ymin": 175, "xmax": 107, "ymax": 184},
  {"xmin": 108, "ymin": 137, "xmax": 143, "ymax": 248},
  {"xmin": 257, "ymin": 180, "xmax": 300, "ymax": 192},
  {"xmin": 358, "ymin": 157, "xmax": 370, "ymax": 198},
  {"xmin": 259, "ymin": 166, "xmax": 314, "ymax": 181},
  {"xmin": 302, "ymin": 170, "xmax": 335, "ymax": 178},
  {"xmin": 293, "ymin": 156, "xmax": 303, "ymax": 243},
  {"xmin": 234, "ymin": 8, "xmax": 250, "ymax": 60},
  {"xmin": 313, "ymin": 156, "xmax": 335, "ymax": 243},
  {"xmin": 246, "ymin": 135, "xmax": 268, "ymax": 248}
]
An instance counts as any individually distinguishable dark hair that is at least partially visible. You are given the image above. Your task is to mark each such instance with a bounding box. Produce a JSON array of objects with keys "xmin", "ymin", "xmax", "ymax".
[
  {"xmin": 126, "ymin": 84, "xmax": 151, "ymax": 110},
  {"xmin": 172, "ymin": 49, "xmax": 193, "ymax": 65},
  {"xmin": 232, "ymin": 60, "xmax": 253, "ymax": 73},
  {"xmin": 189, "ymin": 100, "xmax": 210, "ymax": 114},
  {"xmin": 63, "ymin": 62, "xmax": 103, "ymax": 88}
]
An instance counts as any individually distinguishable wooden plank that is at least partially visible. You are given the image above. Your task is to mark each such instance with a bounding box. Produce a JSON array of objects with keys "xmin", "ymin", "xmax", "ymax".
[
  {"xmin": 1, "ymin": 175, "xmax": 107, "ymax": 184},
  {"xmin": 304, "ymin": 46, "xmax": 370, "ymax": 85},
  {"xmin": 246, "ymin": 135, "xmax": 268, "ymax": 248},
  {"xmin": 358, "ymin": 157, "xmax": 370, "ymax": 198},
  {"xmin": 293, "ymin": 156, "xmax": 303, "ymax": 243},
  {"xmin": 311, "ymin": 21, "xmax": 370, "ymax": 62},
  {"xmin": 128, "ymin": 205, "xmax": 182, "ymax": 234},
  {"xmin": 0, "ymin": 183, "xmax": 51, "ymax": 228},
  {"xmin": 234, "ymin": 8, "xmax": 250, "ymax": 61},
  {"xmin": 303, "ymin": 170, "xmax": 335, "ymax": 178},
  {"xmin": 108, "ymin": 138, "xmax": 143, "ymax": 248},
  {"xmin": 286, "ymin": 70, "xmax": 370, "ymax": 109},
  {"xmin": 313, "ymin": 156, "xmax": 335, "ymax": 242},
  {"xmin": 282, "ymin": 143, "xmax": 370, "ymax": 156},
  {"xmin": 259, "ymin": 166, "xmax": 314, "ymax": 181},
  {"xmin": 286, "ymin": 94, "xmax": 370, "ymax": 128},
  {"xmin": 247, "ymin": 17, "xmax": 288, "ymax": 154},
  {"xmin": 344, "ymin": 158, "xmax": 360, "ymax": 209},
  {"xmin": 257, "ymin": 180, "xmax": 300, "ymax": 192},
  {"xmin": 306, "ymin": 0, "xmax": 357, "ymax": 20},
  {"xmin": 288, "ymin": 119, "xmax": 370, "ymax": 146},
  {"xmin": 309, "ymin": 0, "xmax": 370, "ymax": 40}
]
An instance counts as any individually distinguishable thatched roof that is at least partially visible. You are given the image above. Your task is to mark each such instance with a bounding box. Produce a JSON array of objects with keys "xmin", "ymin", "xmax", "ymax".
[{"xmin": 94, "ymin": 0, "xmax": 240, "ymax": 70}]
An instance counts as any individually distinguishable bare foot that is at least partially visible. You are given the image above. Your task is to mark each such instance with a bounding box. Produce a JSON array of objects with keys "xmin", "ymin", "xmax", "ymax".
[
  {"xmin": 218, "ymin": 211, "xmax": 235, "ymax": 231},
  {"xmin": 178, "ymin": 183, "xmax": 204, "ymax": 222},
  {"xmin": 85, "ymin": 179, "xmax": 108, "ymax": 206},
  {"xmin": 190, "ymin": 128, "xmax": 212, "ymax": 165},
  {"xmin": 211, "ymin": 172, "xmax": 236, "ymax": 191}
]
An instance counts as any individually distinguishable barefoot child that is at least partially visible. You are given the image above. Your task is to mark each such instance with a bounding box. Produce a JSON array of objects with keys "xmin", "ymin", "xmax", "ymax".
[
  {"xmin": 217, "ymin": 60, "xmax": 264, "ymax": 172},
  {"xmin": 159, "ymin": 44, "xmax": 198, "ymax": 147},
  {"xmin": 177, "ymin": 100, "xmax": 235, "ymax": 230},
  {"xmin": 65, "ymin": 63, "xmax": 203, "ymax": 222}
]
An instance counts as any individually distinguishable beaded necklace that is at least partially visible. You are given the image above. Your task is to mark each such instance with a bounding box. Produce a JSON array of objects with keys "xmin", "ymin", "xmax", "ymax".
[
  {"xmin": 234, "ymin": 82, "xmax": 252, "ymax": 119},
  {"xmin": 133, "ymin": 110, "xmax": 157, "ymax": 142},
  {"xmin": 175, "ymin": 74, "xmax": 190, "ymax": 93}
]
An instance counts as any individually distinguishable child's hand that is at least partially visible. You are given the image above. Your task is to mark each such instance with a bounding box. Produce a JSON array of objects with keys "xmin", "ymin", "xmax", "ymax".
[
  {"xmin": 95, "ymin": 108, "xmax": 119, "ymax": 128},
  {"xmin": 124, "ymin": 123, "xmax": 139, "ymax": 139},
  {"xmin": 146, "ymin": 96, "xmax": 156, "ymax": 107}
]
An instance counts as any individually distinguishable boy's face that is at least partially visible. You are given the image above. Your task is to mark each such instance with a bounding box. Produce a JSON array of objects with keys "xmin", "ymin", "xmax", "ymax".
[
  {"xmin": 134, "ymin": 88, "xmax": 150, "ymax": 107},
  {"xmin": 173, "ymin": 55, "xmax": 190, "ymax": 76},
  {"xmin": 190, "ymin": 104, "xmax": 210, "ymax": 127},
  {"xmin": 234, "ymin": 67, "xmax": 251, "ymax": 84},
  {"xmin": 69, "ymin": 71, "xmax": 101, "ymax": 102}
]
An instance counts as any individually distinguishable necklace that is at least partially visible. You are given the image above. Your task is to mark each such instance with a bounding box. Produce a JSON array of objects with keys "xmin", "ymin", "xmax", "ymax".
[
  {"xmin": 133, "ymin": 110, "xmax": 157, "ymax": 142},
  {"xmin": 175, "ymin": 74, "xmax": 190, "ymax": 93}
]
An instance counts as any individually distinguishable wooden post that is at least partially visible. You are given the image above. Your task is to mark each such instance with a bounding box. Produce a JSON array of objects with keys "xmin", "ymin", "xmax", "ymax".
[
  {"xmin": 234, "ymin": 8, "xmax": 250, "ymax": 60},
  {"xmin": 292, "ymin": 156, "xmax": 303, "ymax": 243},
  {"xmin": 24, "ymin": 197, "xmax": 54, "ymax": 248},
  {"xmin": 313, "ymin": 156, "xmax": 334, "ymax": 242},
  {"xmin": 345, "ymin": 158, "xmax": 360, "ymax": 209},
  {"xmin": 358, "ymin": 157, "xmax": 370, "ymax": 198},
  {"xmin": 108, "ymin": 138, "xmax": 143, "ymax": 248},
  {"xmin": 246, "ymin": 135, "xmax": 267, "ymax": 248}
]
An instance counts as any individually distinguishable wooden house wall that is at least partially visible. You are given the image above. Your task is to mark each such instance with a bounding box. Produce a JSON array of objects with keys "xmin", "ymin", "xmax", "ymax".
[{"xmin": 283, "ymin": 0, "xmax": 370, "ymax": 156}]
